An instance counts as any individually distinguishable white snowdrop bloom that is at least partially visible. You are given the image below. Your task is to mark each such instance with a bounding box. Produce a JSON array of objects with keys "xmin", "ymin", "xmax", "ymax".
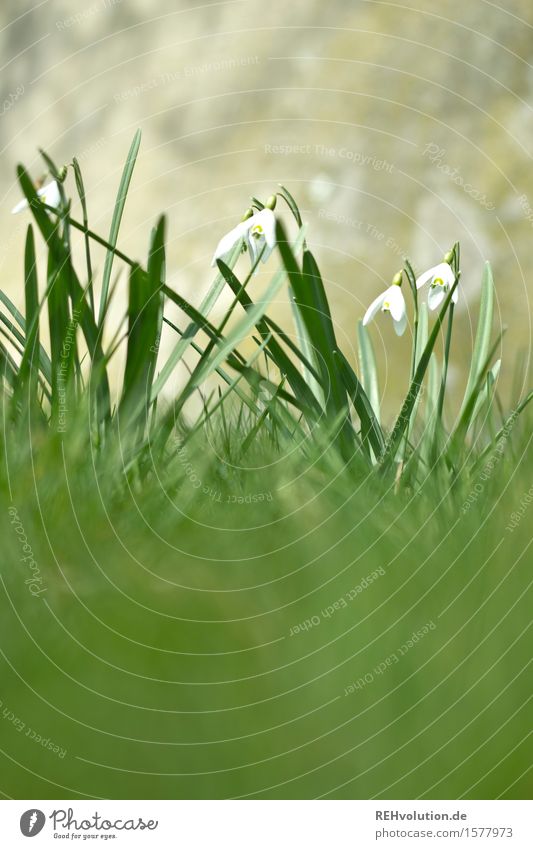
[
  {"xmin": 211, "ymin": 208, "xmax": 276, "ymax": 267},
  {"xmin": 416, "ymin": 261, "xmax": 457, "ymax": 311},
  {"xmin": 363, "ymin": 281, "xmax": 407, "ymax": 336},
  {"xmin": 11, "ymin": 180, "xmax": 61, "ymax": 215}
]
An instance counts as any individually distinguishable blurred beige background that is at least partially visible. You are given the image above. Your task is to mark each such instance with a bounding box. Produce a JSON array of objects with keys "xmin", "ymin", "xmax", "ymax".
[{"xmin": 1, "ymin": 0, "xmax": 532, "ymax": 409}]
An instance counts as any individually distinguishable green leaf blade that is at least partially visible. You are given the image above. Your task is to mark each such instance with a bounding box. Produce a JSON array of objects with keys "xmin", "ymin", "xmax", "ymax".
[{"xmin": 98, "ymin": 129, "xmax": 142, "ymax": 326}]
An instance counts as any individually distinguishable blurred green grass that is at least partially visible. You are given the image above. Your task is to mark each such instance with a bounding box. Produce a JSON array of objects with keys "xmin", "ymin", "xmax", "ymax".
[{"xmin": 1, "ymin": 426, "xmax": 530, "ymax": 800}]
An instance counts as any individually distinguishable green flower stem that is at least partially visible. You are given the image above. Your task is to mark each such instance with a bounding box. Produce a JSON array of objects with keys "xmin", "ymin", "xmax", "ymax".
[
  {"xmin": 409, "ymin": 295, "xmax": 420, "ymax": 384},
  {"xmin": 72, "ymin": 158, "xmax": 95, "ymax": 316},
  {"xmin": 400, "ymin": 283, "xmax": 419, "ymax": 471},
  {"xmin": 437, "ymin": 300, "xmax": 455, "ymax": 423}
]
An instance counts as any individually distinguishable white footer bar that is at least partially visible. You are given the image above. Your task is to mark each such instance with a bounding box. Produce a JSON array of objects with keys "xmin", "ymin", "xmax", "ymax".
[{"xmin": 0, "ymin": 799, "xmax": 530, "ymax": 848}]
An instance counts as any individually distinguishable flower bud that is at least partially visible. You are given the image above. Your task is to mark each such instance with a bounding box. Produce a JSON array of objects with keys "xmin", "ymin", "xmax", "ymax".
[
  {"xmin": 392, "ymin": 270, "xmax": 403, "ymax": 286},
  {"xmin": 241, "ymin": 207, "xmax": 254, "ymax": 222},
  {"xmin": 265, "ymin": 194, "xmax": 277, "ymax": 210},
  {"xmin": 57, "ymin": 166, "xmax": 68, "ymax": 183},
  {"xmin": 444, "ymin": 249, "xmax": 454, "ymax": 265}
]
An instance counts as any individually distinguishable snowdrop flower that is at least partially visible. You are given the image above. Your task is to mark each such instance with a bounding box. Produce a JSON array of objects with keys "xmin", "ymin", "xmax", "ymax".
[
  {"xmin": 211, "ymin": 201, "xmax": 277, "ymax": 267},
  {"xmin": 416, "ymin": 261, "xmax": 457, "ymax": 311},
  {"xmin": 363, "ymin": 272, "xmax": 407, "ymax": 336},
  {"xmin": 11, "ymin": 179, "xmax": 61, "ymax": 215}
]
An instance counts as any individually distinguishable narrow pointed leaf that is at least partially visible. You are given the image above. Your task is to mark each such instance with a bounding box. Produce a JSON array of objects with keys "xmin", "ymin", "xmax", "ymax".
[
  {"xmin": 98, "ymin": 129, "xmax": 142, "ymax": 325},
  {"xmin": 357, "ymin": 319, "xmax": 380, "ymax": 424},
  {"xmin": 460, "ymin": 260, "xmax": 494, "ymax": 415}
]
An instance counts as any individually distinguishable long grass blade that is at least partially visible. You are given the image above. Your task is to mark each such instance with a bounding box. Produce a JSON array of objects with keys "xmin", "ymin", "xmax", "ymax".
[
  {"xmin": 357, "ymin": 320, "xmax": 380, "ymax": 424},
  {"xmin": 119, "ymin": 219, "xmax": 165, "ymax": 431},
  {"xmin": 98, "ymin": 129, "xmax": 142, "ymax": 326},
  {"xmin": 460, "ymin": 260, "xmax": 494, "ymax": 416},
  {"xmin": 334, "ymin": 350, "xmax": 383, "ymax": 460},
  {"xmin": 15, "ymin": 226, "xmax": 41, "ymax": 409},
  {"xmin": 72, "ymin": 157, "xmax": 95, "ymax": 315}
]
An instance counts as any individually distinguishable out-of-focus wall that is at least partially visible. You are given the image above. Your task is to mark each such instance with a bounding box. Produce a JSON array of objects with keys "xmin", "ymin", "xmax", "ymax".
[{"xmin": 1, "ymin": 0, "xmax": 531, "ymax": 407}]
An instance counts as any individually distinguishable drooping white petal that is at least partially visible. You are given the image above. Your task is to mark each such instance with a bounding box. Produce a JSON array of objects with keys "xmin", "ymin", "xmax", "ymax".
[
  {"xmin": 393, "ymin": 310, "xmax": 408, "ymax": 336},
  {"xmin": 11, "ymin": 197, "xmax": 29, "ymax": 215},
  {"xmin": 258, "ymin": 209, "xmax": 276, "ymax": 262},
  {"xmin": 427, "ymin": 284, "xmax": 446, "ymax": 311},
  {"xmin": 362, "ymin": 291, "xmax": 386, "ymax": 326},
  {"xmin": 253, "ymin": 209, "xmax": 276, "ymax": 247},
  {"xmin": 442, "ymin": 264, "xmax": 456, "ymax": 287},
  {"xmin": 211, "ymin": 221, "xmax": 247, "ymax": 267},
  {"xmin": 451, "ymin": 285, "xmax": 459, "ymax": 304},
  {"xmin": 417, "ymin": 259, "xmax": 458, "ymax": 309},
  {"xmin": 416, "ymin": 262, "xmax": 452, "ymax": 290},
  {"xmin": 11, "ymin": 180, "xmax": 61, "ymax": 215},
  {"xmin": 246, "ymin": 232, "xmax": 262, "ymax": 264},
  {"xmin": 386, "ymin": 285, "xmax": 406, "ymax": 322},
  {"xmin": 41, "ymin": 180, "xmax": 61, "ymax": 209},
  {"xmin": 416, "ymin": 264, "xmax": 440, "ymax": 290},
  {"xmin": 211, "ymin": 208, "xmax": 278, "ymax": 268},
  {"xmin": 244, "ymin": 208, "xmax": 277, "ymax": 264}
]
